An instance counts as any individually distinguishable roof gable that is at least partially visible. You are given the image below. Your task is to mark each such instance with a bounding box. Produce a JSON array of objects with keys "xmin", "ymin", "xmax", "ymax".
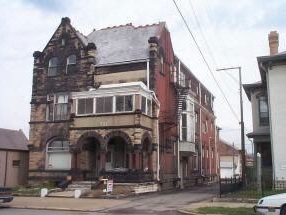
[
  {"xmin": 42, "ymin": 17, "xmax": 87, "ymax": 55},
  {"xmin": 219, "ymin": 139, "xmax": 239, "ymax": 156},
  {"xmin": 0, "ymin": 128, "xmax": 29, "ymax": 151}
]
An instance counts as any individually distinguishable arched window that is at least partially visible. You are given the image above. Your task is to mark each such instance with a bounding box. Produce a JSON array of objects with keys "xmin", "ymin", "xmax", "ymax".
[
  {"xmin": 48, "ymin": 57, "xmax": 58, "ymax": 76},
  {"xmin": 46, "ymin": 139, "xmax": 71, "ymax": 169},
  {"xmin": 67, "ymin": 54, "xmax": 76, "ymax": 65}
]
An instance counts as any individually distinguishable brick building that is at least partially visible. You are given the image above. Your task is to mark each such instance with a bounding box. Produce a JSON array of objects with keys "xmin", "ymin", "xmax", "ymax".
[{"xmin": 28, "ymin": 17, "xmax": 218, "ymax": 189}]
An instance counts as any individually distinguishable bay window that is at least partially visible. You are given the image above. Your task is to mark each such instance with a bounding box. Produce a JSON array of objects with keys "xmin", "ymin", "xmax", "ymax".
[
  {"xmin": 77, "ymin": 98, "xmax": 93, "ymax": 115},
  {"xmin": 96, "ymin": 97, "xmax": 113, "ymax": 113},
  {"xmin": 116, "ymin": 95, "xmax": 133, "ymax": 112}
]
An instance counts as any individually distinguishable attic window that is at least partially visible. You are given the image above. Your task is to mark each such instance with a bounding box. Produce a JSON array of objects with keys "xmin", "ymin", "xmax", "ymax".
[
  {"xmin": 61, "ymin": 38, "xmax": 66, "ymax": 46},
  {"xmin": 67, "ymin": 55, "xmax": 76, "ymax": 65},
  {"xmin": 48, "ymin": 57, "xmax": 58, "ymax": 76}
]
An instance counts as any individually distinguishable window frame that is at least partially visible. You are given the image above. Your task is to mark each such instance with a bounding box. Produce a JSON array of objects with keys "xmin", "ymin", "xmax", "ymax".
[
  {"xmin": 77, "ymin": 98, "xmax": 94, "ymax": 115},
  {"xmin": 46, "ymin": 139, "xmax": 71, "ymax": 170},
  {"xmin": 258, "ymin": 96, "xmax": 269, "ymax": 126},
  {"xmin": 48, "ymin": 57, "xmax": 58, "ymax": 77},
  {"xmin": 46, "ymin": 94, "xmax": 69, "ymax": 121},
  {"xmin": 115, "ymin": 95, "xmax": 134, "ymax": 113}
]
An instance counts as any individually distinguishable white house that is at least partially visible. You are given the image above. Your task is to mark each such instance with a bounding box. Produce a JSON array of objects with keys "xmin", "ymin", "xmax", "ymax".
[
  {"xmin": 219, "ymin": 140, "xmax": 241, "ymax": 178},
  {"xmin": 245, "ymin": 31, "xmax": 286, "ymax": 188}
]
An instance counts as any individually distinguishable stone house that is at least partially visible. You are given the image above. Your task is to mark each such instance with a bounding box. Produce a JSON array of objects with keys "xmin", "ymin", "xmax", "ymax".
[
  {"xmin": 29, "ymin": 17, "xmax": 218, "ymax": 189},
  {"xmin": 0, "ymin": 128, "xmax": 29, "ymax": 187}
]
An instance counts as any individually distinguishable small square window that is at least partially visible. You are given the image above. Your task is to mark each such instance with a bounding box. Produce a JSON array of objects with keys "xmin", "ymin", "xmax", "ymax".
[{"xmin": 12, "ymin": 160, "xmax": 20, "ymax": 167}]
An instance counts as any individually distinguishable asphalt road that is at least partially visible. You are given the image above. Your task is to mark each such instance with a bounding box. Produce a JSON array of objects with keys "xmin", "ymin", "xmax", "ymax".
[{"xmin": 0, "ymin": 184, "xmax": 219, "ymax": 215}]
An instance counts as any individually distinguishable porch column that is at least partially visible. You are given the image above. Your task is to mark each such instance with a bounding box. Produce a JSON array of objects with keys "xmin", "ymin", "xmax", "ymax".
[
  {"xmin": 134, "ymin": 144, "xmax": 142, "ymax": 170},
  {"xmin": 100, "ymin": 151, "xmax": 106, "ymax": 172}
]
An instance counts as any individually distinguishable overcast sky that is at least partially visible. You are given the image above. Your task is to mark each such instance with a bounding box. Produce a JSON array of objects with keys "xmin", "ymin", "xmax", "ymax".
[{"xmin": 1, "ymin": 0, "xmax": 285, "ymax": 153}]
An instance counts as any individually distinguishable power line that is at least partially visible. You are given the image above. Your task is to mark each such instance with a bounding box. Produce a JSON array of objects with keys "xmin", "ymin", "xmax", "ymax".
[
  {"xmin": 172, "ymin": 0, "xmax": 240, "ymax": 122},
  {"xmin": 187, "ymin": 0, "xmax": 217, "ymax": 68}
]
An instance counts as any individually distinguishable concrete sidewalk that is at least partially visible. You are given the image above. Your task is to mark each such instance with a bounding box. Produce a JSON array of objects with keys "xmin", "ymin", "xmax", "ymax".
[
  {"xmin": 178, "ymin": 201, "xmax": 255, "ymax": 215},
  {"xmin": 5, "ymin": 196, "xmax": 129, "ymax": 212}
]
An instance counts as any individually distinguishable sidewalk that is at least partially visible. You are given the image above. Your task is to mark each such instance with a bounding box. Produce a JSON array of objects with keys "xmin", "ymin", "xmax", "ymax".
[
  {"xmin": 178, "ymin": 201, "xmax": 255, "ymax": 215},
  {"xmin": 5, "ymin": 196, "xmax": 129, "ymax": 212}
]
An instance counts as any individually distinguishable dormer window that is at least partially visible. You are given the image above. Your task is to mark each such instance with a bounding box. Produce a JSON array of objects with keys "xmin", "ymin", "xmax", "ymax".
[{"xmin": 48, "ymin": 57, "xmax": 58, "ymax": 76}]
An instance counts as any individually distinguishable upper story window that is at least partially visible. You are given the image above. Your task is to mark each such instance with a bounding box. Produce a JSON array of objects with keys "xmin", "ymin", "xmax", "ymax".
[
  {"xmin": 141, "ymin": 96, "xmax": 152, "ymax": 116},
  {"xmin": 259, "ymin": 96, "xmax": 269, "ymax": 126},
  {"xmin": 55, "ymin": 95, "xmax": 69, "ymax": 120},
  {"xmin": 77, "ymin": 98, "xmax": 93, "ymax": 115},
  {"xmin": 202, "ymin": 120, "xmax": 208, "ymax": 133},
  {"xmin": 48, "ymin": 57, "xmax": 58, "ymax": 76},
  {"xmin": 182, "ymin": 100, "xmax": 187, "ymax": 111},
  {"xmin": 141, "ymin": 96, "xmax": 146, "ymax": 114},
  {"xmin": 46, "ymin": 94, "xmax": 69, "ymax": 121},
  {"xmin": 96, "ymin": 97, "xmax": 113, "ymax": 113},
  {"xmin": 179, "ymin": 71, "xmax": 186, "ymax": 87},
  {"xmin": 67, "ymin": 54, "xmax": 76, "ymax": 65},
  {"xmin": 181, "ymin": 114, "xmax": 187, "ymax": 141},
  {"xmin": 160, "ymin": 56, "xmax": 164, "ymax": 75},
  {"xmin": 116, "ymin": 95, "xmax": 133, "ymax": 112}
]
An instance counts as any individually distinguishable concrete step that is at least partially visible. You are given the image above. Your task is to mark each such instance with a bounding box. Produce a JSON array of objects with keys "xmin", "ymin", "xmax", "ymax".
[{"xmin": 47, "ymin": 191, "xmax": 75, "ymax": 198}]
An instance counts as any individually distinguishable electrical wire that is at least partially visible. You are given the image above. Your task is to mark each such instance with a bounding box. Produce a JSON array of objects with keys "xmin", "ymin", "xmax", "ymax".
[
  {"xmin": 172, "ymin": 0, "xmax": 240, "ymax": 122},
  {"xmin": 187, "ymin": 0, "xmax": 217, "ymax": 68}
]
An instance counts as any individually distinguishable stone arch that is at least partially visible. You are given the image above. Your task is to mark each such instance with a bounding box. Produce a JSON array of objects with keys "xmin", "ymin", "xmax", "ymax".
[
  {"xmin": 104, "ymin": 130, "xmax": 132, "ymax": 146},
  {"xmin": 141, "ymin": 131, "xmax": 152, "ymax": 153},
  {"xmin": 76, "ymin": 131, "xmax": 105, "ymax": 151}
]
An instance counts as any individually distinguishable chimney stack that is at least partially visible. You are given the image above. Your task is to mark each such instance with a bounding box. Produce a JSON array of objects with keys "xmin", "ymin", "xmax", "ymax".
[{"xmin": 268, "ymin": 31, "xmax": 279, "ymax": 55}]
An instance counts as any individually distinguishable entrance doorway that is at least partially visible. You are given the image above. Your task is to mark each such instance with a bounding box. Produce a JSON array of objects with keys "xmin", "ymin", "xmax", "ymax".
[
  {"xmin": 105, "ymin": 136, "xmax": 127, "ymax": 170},
  {"xmin": 80, "ymin": 137, "xmax": 101, "ymax": 179}
]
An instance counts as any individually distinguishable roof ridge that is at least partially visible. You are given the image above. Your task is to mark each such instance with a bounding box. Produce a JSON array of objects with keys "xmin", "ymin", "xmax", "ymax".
[{"xmin": 99, "ymin": 23, "xmax": 133, "ymax": 31}]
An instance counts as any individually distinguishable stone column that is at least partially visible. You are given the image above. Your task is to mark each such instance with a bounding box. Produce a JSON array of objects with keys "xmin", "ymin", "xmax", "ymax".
[{"xmin": 134, "ymin": 144, "xmax": 142, "ymax": 170}]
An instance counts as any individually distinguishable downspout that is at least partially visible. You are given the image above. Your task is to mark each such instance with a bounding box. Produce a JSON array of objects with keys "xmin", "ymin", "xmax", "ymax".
[
  {"xmin": 177, "ymin": 60, "xmax": 181, "ymax": 181},
  {"xmin": 199, "ymin": 83, "xmax": 203, "ymax": 176},
  {"xmin": 149, "ymin": 90, "xmax": 160, "ymax": 181},
  {"xmin": 147, "ymin": 60, "xmax": 150, "ymax": 90}
]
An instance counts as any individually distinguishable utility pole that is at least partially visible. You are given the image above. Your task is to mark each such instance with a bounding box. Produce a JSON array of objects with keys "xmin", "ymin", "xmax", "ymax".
[{"xmin": 216, "ymin": 66, "xmax": 246, "ymax": 187}]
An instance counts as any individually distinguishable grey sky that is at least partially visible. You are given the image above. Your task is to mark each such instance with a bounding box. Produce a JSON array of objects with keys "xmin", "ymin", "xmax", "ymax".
[{"xmin": 0, "ymin": 0, "xmax": 285, "ymax": 153}]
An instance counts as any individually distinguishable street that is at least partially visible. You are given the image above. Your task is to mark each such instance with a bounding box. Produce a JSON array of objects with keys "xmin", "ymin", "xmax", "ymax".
[{"xmin": 0, "ymin": 185, "xmax": 218, "ymax": 215}]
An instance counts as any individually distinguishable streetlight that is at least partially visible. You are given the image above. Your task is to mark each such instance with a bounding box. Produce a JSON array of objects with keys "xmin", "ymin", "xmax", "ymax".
[{"xmin": 216, "ymin": 66, "xmax": 246, "ymax": 187}]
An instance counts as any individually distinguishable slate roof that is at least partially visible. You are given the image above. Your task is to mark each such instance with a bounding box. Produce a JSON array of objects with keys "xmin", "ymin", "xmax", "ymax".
[
  {"xmin": 86, "ymin": 23, "xmax": 162, "ymax": 66},
  {"xmin": 219, "ymin": 139, "xmax": 239, "ymax": 156},
  {"xmin": 0, "ymin": 128, "xmax": 29, "ymax": 151}
]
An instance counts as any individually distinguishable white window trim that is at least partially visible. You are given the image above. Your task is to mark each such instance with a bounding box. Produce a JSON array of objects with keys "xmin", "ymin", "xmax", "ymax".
[{"xmin": 76, "ymin": 98, "xmax": 94, "ymax": 116}]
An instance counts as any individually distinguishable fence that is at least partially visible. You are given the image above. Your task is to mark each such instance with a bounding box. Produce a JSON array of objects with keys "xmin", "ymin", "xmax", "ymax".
[{"xmin": 219, "ymin": 177, "xmax": 242, "ymax": 197}]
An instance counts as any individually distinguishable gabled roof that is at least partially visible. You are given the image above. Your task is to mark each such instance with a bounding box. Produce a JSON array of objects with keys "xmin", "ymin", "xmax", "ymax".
[
  {"xmin": 0, "ymin": 128, "xmax": 29, "ymax": 151},
  {"xmin": 219, "ymin": 139, "xmax": 239, "ymax": 156},
  {"xmin": 87, "ymin": 23, "xmax": 164, "ymax": 66}
]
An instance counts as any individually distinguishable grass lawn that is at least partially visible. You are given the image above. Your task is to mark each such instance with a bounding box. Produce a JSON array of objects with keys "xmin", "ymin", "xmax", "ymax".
[{"xmin": 193, "ymin": 207, "xmax": 256, "ymax": 215}]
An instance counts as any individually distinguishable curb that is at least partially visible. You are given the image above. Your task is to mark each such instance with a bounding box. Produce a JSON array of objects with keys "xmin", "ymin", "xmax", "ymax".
[
  {"xmin": 9, "ymin": 205, "xmax": 102, "ymax": 212},
  {"xmin": 177, "ymin": 209, "xmax": 201, "ymax": 215}
]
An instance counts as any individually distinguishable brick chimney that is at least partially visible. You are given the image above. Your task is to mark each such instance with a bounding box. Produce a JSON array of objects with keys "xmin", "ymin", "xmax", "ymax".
[{"xmin": 268, "ymin": 31, "xmax": 279, "ymax": 55}]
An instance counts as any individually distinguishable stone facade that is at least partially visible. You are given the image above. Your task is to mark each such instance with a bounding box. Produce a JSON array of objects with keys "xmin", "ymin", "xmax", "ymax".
[{"xmin": 28, "ymin": 17, "xmax": 218, "ymax": 189}]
